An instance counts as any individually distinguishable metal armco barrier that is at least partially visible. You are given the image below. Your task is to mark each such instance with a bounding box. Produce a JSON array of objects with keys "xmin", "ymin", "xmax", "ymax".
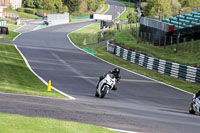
[{"xmin": 107, "ymin": 42, "xmax": 200, "ymax": 83}]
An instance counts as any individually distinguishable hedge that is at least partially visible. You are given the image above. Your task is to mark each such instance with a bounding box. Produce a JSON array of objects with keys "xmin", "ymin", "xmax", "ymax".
[{"xmin": 17, "ymin": 8, "xmax": 37, "ymax": 15}]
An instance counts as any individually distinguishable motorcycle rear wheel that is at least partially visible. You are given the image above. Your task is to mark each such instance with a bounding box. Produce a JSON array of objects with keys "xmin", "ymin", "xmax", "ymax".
[
  {"xmin": 95, "ymin": 91, "xmax": 99, "ymax": 97},
  {"xmin": 189, "ymin": 104, "xmax": 195, "ymax": 114}
]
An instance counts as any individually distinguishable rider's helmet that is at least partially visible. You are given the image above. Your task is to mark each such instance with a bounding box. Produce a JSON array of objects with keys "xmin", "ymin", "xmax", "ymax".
[{"xmin": 112, "ymin": 68, "xmax": 120, "ymax": 77}]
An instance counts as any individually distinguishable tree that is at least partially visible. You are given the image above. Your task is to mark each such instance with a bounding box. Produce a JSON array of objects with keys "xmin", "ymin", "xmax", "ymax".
[
  {"xmin": 178, "ymin": 0, "xmax": 189, "ymax": 7},
  {"xmin": 169, "ymin": 0, "xmax": 181, "ymax": 11},
  {"xmin": 23, "ymin": 0, "xmax": 104, "ymax": 13},
  {"xmin": 23, "ymin": 0, "xmax": 35, "ymax": 8},
  {"xmin": 23, "ymin": 0, "xmax": 65, "ymax": 11},
  {"xmin": 34, "ymin": 0, "xmax": 43, "ymax": 8},
  {"xmin": 127, "ymin": 11, "xmax": 137, "ymax": 23},
  {"xmin": 86, "ymin": 0, "xmax": 101, "ymax": 12},
  {"xmin": 143, "ymin": 0, "xmax": 171, "ymax": 19},
  {"xmin": 63, "ymin": 0, "xmax": 81, "ymax": 13},
  {"xmin": 188, "ymin": 0, "xmax": 200, "ymax": 7},
  {"xmin": 41, "ymin": 0, "xmax": 55, "ymax": 10},
  {"xmin": 54, "ymin": 0, "xmax": 63, "ymax": 10},
  {"xmin": 178, "ymin": 0, "xmax": 200, "ymax": 7},
  {"xmin": 61, "ymin": 5, "xmax": 69, "ymax": 13}
]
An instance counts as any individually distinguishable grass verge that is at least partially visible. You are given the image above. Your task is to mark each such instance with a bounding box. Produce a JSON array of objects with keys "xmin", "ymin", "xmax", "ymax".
[
  {"xmin": 0, "ymin": 113, "xmax": 115, "ymax": 133},
  {"xmin": 4, "ymin": 9, "xmax": 38, "ymax": 19},
  {"xmin": 114, "ymin": 29, "xmax": 200, "ymax": 66},
  {"xmin": 1, "ymin": 21, "xmax": 24, "ymax": 40},
  {"xmin": 69, "ymin": 23, "xmax": 200, "ymax": 94},
  {"xmin": 2, "ymin": 31, "xmax": 19, "ymax": 40},
  {"xmin": 69, "ymin": 23, "xmax": 101, "ymax": 46},
  {"xmin": 0, "ymin": 42, "xmax": 64, "ymax": 98},
  {"xmin": 1, "ymin": 18, "xmax": 16, "ymax": 24}
]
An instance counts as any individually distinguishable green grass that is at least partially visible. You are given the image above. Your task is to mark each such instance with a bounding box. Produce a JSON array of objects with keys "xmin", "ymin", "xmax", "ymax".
[
  {"xmin": 5, "ymin": 24, "xmax": 23, "ymax": 31},
  {"xmin": 114, "ymin": 29, "xmax": 200, "ymax": 66},
  {"xmin": 36, "ymin": 8, "xmax": 59, "ymax": 14},
  {"xmin": 0, "ymin": 42, "xmax": 64, "ymax": 98},
  {"xmin": 114, "ymin": 0, "xmax": 136, "ymax": 21},
  {"xmin": 69, "ymin": 23, "xmax": 200, "ymax": 94},
  {"xmin": 2, "ymin": 31, "xmax": 19, "ymax": 40},
  {"xmin": 1, "ymin": 22, "xmax": 24, "ymax": 40},
  {"xmin": 2, "ymin": 25, "xmax": 22, "ymax": 40},
  {"xmin": 0, "ymin": 113, "xmax": 115, "ymax": 133},
  {"xmin": 0, "ymin": 18, "xmax": 16, "ymax": 24},
  {"xmin": 104, "ymin": 30, "xmax": 115, "ymax": 40},
  {"xmin": 5, "ymin": 9, "xmax": 38, "ymax": 19},
  {"xmin": 69, "ymin": 23, "xmax": 101, "ymax": 46}
]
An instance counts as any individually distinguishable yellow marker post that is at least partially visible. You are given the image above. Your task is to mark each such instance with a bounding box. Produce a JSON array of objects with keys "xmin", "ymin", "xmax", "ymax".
[{"xmin": 47, "ymin": 80, "xmax": 51, "ymax": 92}]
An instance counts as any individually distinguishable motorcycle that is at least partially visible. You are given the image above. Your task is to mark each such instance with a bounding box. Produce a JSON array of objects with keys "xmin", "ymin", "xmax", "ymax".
[
  {"xmin": 95, "ymin": 73, "xmax": 117, "ymax": 98},
  {"xmin": 189, "ymin": 95, "xmax": 200, "ymax": 115}
]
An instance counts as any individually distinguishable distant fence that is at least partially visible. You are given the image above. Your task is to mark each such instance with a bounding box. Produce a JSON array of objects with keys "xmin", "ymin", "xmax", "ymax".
[
  {"xmin": 115, "ymin": 22, "xmax": 200, "ymax": 54},
  {"xmin": 4, "ymin": 12, "xmax": 19, "ymax": 20},
  {"xmin": 107, "ymin": 42, "xmax": 200, "ymax": 83}
]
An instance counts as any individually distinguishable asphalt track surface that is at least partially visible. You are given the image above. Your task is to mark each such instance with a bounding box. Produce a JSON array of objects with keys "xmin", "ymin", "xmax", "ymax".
[{"xmin": 0, "ymin": 0, "xmax": 200, "ymax": 133}]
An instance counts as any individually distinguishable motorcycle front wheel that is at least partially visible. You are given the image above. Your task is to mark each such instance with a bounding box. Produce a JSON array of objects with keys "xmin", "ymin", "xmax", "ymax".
[{"xmin": 100, "ymin": 86, "xmax": 109, "ymax": 98}]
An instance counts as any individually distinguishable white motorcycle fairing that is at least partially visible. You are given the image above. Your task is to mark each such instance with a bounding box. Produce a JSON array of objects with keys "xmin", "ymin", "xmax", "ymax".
[
  {"xmin": 189, "ymin": 95, "xmax": 200, "ymax": 114},
  {"xmin": 96, "ymin": 74, "xmax": 116, "ymax": 98}
]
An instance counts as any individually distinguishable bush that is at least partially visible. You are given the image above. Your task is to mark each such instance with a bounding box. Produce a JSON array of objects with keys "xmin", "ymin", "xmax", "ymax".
[
  {"xmin": 24, "ymin": 8, "xmax": 37, "ymax": 15},
  {"xmin": 67, "ymin": 0, "xmax": 81, "ymax": 13},
  {"xmin": 87, "ymin": 0, "xmax": 103, "ymax": 12},
  {"xmin": 17, "ymin": 8, "xmax": 25, "ymax": 12},
  {"xmin": 61, "ymin": 5, "xmax": 69, "ymax": 13},
  {"xmin": 17, "ymin": 8, "xmax": 37, "ymax": 15}
]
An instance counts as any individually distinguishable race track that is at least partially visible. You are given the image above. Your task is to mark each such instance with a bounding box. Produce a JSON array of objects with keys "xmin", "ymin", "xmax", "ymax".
[{"xmin": 0, "ymin": 0, "xmax": 200, "ymax": 133}]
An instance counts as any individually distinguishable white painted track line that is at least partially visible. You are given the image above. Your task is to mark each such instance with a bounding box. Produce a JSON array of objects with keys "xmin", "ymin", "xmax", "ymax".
[
  {"xmin": 106, "ymin": 127, "xmax": 140, "ymax": 133},
  {"xmin": 14, "ymin": 45, "xmax": 76, "ymax": 100}
]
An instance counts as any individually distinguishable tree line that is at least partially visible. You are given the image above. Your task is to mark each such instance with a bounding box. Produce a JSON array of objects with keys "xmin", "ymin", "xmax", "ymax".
[
  {"xmin": 22, "ymin": 0, "xmax": 104, "ymax": 13},
  {"xmin": 143, "ymin": 0, "xmax": 200, "ymax": 18}
]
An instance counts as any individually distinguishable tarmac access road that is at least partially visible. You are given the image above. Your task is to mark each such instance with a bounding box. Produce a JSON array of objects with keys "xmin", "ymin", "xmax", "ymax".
[{"xmin": 0, "ymin": 0, "xmax": 200, "ymax": 133}]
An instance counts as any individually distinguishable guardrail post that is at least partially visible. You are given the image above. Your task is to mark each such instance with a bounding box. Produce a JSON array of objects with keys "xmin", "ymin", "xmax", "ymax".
[
  {"xmin": 191, "ymin": 38, "xmax": 194, "ymax": 53},
  {"xmin": 159, "ymin": 37, "xmax": 161, "ymax": 47},
  {"xmin": 153, "ymin": 34, "xmax": 155, "ymax": 45},
  {"xmin": 149, "ymin": 32, "xmax": 151, "ymax": 44},
  {"xmin": 170, "ymin": 36, "xmax": 173, "ymax": 50},
  {"xmin": 176, "ymin": 36, "xmax": 179, "ymax": 53},
  {"xmin": 199, "ymin": 40, "xmax": 200, "ymax": 53},
  {"xmin": 164, "ymin": 36, "xmax": 167, "ymax": 49},
  {"xmin": 184, "ymin": 38, "xmax": 186, "ymax": 53}
]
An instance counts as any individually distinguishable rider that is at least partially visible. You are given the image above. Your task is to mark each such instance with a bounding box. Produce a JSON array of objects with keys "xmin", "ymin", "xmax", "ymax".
[
  {"xmin": 97, "ymin": 68, "xmax": 121, "ymax": 91},
  {"xmin": 195, "ymin": 90, "xmax": 200, "ymax": 98}
]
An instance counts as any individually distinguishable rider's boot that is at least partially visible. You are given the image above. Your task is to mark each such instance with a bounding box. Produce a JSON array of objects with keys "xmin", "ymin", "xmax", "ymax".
[{"xmin": 112, "ymin": 86, "xmax": 117, "ymax": 91}]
